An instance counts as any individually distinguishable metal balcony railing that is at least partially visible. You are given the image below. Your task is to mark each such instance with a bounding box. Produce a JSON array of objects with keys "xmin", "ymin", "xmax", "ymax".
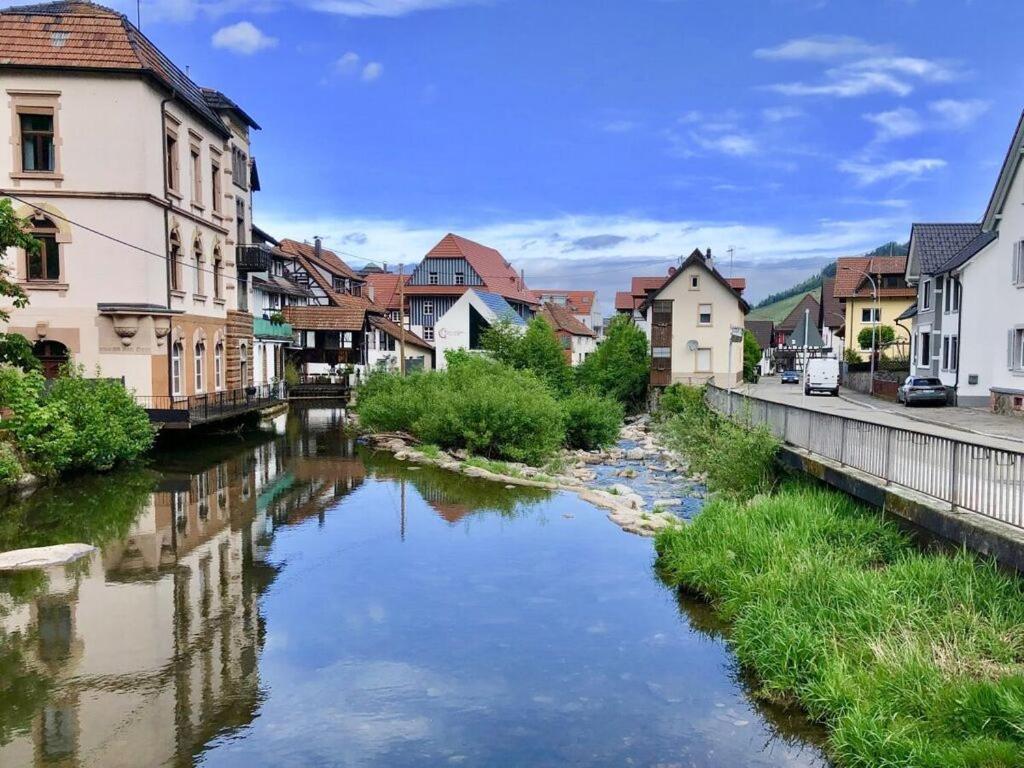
[
  {"xmin": 137, "ymin": 383, "xmax": 286, "ymax": 426},
  {"xmin": 236, "ymin": 244, "xmax": 273, "ymax": 274}
]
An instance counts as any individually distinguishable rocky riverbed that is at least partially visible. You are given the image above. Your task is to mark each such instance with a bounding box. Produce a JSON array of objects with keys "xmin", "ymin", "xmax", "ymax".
[{"xmin": 360, "ymin": 415, "xmax": 707, "ymax": 537}]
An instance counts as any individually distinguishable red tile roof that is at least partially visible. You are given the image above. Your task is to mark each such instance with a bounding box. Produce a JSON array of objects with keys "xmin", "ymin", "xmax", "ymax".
[
  {"xmin": 540, "ymin": 303, "xmax": 596, "ymax": 338},
  {"xmin": 282, "ymin": 305, "xmax": 365, "ymax": 332},
  {"xmin": 0, "ymin": 1, "xmax": 230, "ymax": 137},
  {"xmin": 367, "ymin": 314, "xmax": 432, "ymax": 349},
  {"xmin": 365, "ymin": 273, "xmax": 407, "ymax": 310},
  {"xmin": 726, "ymin": 277, "xmax": 746, "ymax": 293},
  {"xmin": 424, "ymin": 233, "xmax": 538, "ymax": 305},
  {"xmin": 530, "ymin": 289, "xmax": 596, "ymax": 315},
  {"xmin": 833, "ymin": 256, "xmax": 915, "ymax": 299},
  {"xmin": 615, "ymin": 275, "xmax": 668, "ymax": 312}
]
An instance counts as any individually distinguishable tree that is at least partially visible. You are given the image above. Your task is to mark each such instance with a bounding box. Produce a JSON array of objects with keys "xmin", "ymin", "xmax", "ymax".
[
  {"xmin": 481, "ymin": 316, "xmax": 573, "ymax": 396},
  {"xmin": 857, "ymin": 324, "xmax": 895, "ymax": 350},
  {"xmin": 742, "ymin": 329, "xmax": 761, "ymax": 382},
  {"xmin": 480, "ymin": 318, "xmax": 525, "ymax": 367},
  {"xmin": 576, "ymin": 314, "xmax": 649, "ymax": 413},
  {"xmin": 0, "ymin": 198, "xmax": 34, "ymax": 323}
]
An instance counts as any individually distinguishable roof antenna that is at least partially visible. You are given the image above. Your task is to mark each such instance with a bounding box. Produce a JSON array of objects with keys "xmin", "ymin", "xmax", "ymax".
[{"xmin": 137, "ymin": 0, "xmax": 141, "ymax": 29}]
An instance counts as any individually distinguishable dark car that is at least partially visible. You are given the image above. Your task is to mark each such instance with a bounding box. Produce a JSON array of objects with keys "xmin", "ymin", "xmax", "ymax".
[
  {"xmin": 780, "ymin": 369, "xmax": 801, "ymax": 384},
  {"xmin": 897, "ymin": 376, "xmax": 948, "ymax": 407}
]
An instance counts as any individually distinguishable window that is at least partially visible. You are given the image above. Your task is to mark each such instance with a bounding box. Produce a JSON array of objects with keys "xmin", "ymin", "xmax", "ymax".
[
  {"xmin": 698, "ymin": 303, "xmax": 712, "ymax": 325},
  {"xmin": 195, "ymin": 342, "xmax": 205, "ymax": 392},
  {"xmin": 235, "ymin": 199, "xmax": 246, "ymax": 246},
  {"xmin": 690, "ymin": 275, "xmax": 699, "ymax": 290},
  {"xmin": 215, "ymin": 342, "xmax": 224, "ymax": 390},
  {"xmin": 213, "ymin": 247, "xmax": 223, "ymax": 299},
  {"xmin": 422, "ymin": 301, "xmax": 434, "ymax": 317},
  {"xmin": 211, "ymin": 155, "xmax": 222, "ymax": 213},
  {"xmin": 387, "ymin": 310, "xmax": 400, "ymax": 322},
  {"xmin": 171, "ymin": 341, "xmax": 183, "ymax": 395},
  {"xmin": 919, "ymin": 332, "xmax": 930, "ymax": 366},
  {"xmin": 26, "ymin": 215, "xmax": 60, "ymax": 282},
  {"xmin": 1011, "ymin": 328, "xmax": 1024, "ymax": 371},
  {"xmin": 240, "ymin": 345, "xmax": 248, "ymax": 387},
  {"xmin": 951, "ymin": 336, "xmax": 959, "ymax": 370},
  {"xmin": 454, "ymin": 271, "xmax": 465, "ymax": 285},
  {"xmin": 169, "ymin": 230, "xmax": 182, "ymax": 291},
  {"xmin": 193, "ymin": 238, "xmax": 204, "ymax": 296},
  {"xmin": 922, "ymin": 279, "xmax": 931, "ymax": 310},
  {"xmin": 190, "ymin": 145, "xmax": 202, "ymax": 204},
  {"xmin": 861, "ymin": 307, "xmax": 880, "ymax": 323},
  {"xmin": 20, "ymin": 113, "xmax": 55, "ymax": 172},
  {"xmin": 231, "ymin": 147, "xmax": 248, "ymax": 190},
  {"xmin": 165, "ymin": 131, "xmax": 180, "ymax": 193},
  {"xmin": 942, "ymin": 336, "xmax": 950, "ymax": 370},
  {"xmin": 696, "ymin": 347, "xmax": 712, "ymax": 372},
  {"xmin": 951, "ymin": 279, "xmax": 961, "ymax": 312},
  {"xmin": 1014, "ymin": 241, "xmax": 1024, "ymax": 286},
  {"xmin": 428, "ymin": 271, "xmax": 439, "ymax": 285},
  {"xmin": 423, "ymin": 326, "xmax": 434, "ymax": 341}
]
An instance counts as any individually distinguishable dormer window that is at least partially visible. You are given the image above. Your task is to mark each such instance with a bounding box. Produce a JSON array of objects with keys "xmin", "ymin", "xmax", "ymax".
[
  {"xmin": 428, "ymin": 271, "xmax": 439, "ymax": 285},
  {"xmin": 454, "ymin": 271, "xmax": 465, "ymax": 285}
]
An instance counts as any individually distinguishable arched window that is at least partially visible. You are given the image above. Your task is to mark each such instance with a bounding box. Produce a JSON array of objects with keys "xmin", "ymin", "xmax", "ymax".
[
  {"xmin": 169, "ymin": 230, "xmax": 182, "ymax": 291},
  {"xmin": 194, "ymin": 341, "xmax": 205, "ymax": 393},
  {"xmin": 192, "ymin": 237, "xmax": 204, "ymax": 296},
  {"xmin": 171, "ymin": 341, "xmax": 183, "ymax": 395},
  {"xmin": 33, "ymin": 340, "xmax": 68, "ymax": 379},
  {"xmin": 212, "ymin": 246, "xmax": 223, "ymax": 300},
  {"xmin": 214, "ymin": 341, "xmax": 224, "ymax": 390},
  {"xmin": 27, "ymin": 214, "xmax": 60, "ymax": 282},
  {"xmin": 239, "ymin": 344, "xmax": 248, "ymax": 389}
]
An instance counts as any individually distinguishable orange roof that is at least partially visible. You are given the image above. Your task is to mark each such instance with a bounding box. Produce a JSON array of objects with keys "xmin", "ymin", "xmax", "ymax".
[
  {"xmin": 616, "ymin": 275, "xmax": 668, "ymax": 311},
  {"xmin": 833, "ymin": 255, "xmax": 915, "ymax": 299},
  {"xmin": 424, "ymin": 233, "xmax": 538, "ymax": 305},
  {"xmin": 0, "ymin": 1, "xmax": 230, "ymax": 137},
  {"xmin": 540, "ymin": 303, "xmax": 596, "ymax": 338},
  {"xmin": 614, "ymin": 290, "xmax": 636, "ymax": 312},
  {"xmin": 531, "ymin": 289, "xmax": 596, "ymax": 315},
  {"xmin": 726, "ymin": 277, "xmax": 746, "ymax": 293},
  {"xmin": 282, "ymin": 304, "xmax": 365, "ymax": 332},
  {"xmin": 365, "ymin": 273, "xmax": 407, "ymax": 310}
]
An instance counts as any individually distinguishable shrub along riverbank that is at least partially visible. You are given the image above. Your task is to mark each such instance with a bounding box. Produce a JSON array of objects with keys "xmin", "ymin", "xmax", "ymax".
[
  {"xmin": 356, "ymin": 315, "xmax": 647, "ymax": 464},
  {"xmin": 654, "ymin": 384, "xmax": 1024, "ymax": 768}
]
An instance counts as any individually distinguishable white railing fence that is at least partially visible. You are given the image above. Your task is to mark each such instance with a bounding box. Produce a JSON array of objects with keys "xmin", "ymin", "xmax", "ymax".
[{"xmin": 705, "ymin": 385, "xmax": 1024, "ymax": 529}]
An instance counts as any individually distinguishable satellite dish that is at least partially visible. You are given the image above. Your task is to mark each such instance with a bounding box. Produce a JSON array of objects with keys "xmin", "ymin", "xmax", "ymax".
[{"xmin": 686, "ymin": 340, "xmax": 699, "ymax": 352}]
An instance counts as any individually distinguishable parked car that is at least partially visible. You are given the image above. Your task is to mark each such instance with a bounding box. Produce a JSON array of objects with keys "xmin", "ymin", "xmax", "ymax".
[
  {"xmin": 897, "ymin": 376, "xmax": 948, "ymax": 407},
  {"xmin": 804, "ymin": 357, "xmax": 840, "ymax": 397},
  {"xmin": 780, "ymin": 369, "xmax": 801, "ymax": 384}
]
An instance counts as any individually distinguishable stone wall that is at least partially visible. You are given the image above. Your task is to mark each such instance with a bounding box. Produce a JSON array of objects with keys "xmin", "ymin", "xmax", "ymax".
[{"xmin": 226, "ymin": 310, "xmax": 254, "ymax": 389}]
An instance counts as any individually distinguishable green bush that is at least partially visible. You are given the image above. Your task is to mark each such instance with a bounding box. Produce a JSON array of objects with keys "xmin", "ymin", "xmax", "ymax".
[
  {"xmin": 655, "ymin": 485, "xmax": 1024, "ymax": 768},
  {"xmin": 658, "ymin": 382, "xmax": 706, "ymax": 419},
  {"xmin": 561, "ymin": 391, "xmax": 623, "ymax": 450},
  {"xmin": 0, "ymin": 441, "xmax": 23, "ymax": 487},
  {"xmin": 481, "ymin": 316, "xmax": 573, "ymax": 397},
  {"xmin": 576, "ymin": 314, "xmax": 649, "ymax": 413},
  {"xmin": 284, "ymin": 361, "xmax": 300, "ymax": 387},
  {"xmin": 857, "ymin": 323, "xmax": 895, "ymax": 350},
  {"xmin": 742, "ymin": 329, "xmax": 761, "ymax": 382},
  {"xmin": 0, "ymin": 365, "xmax": 154, "ymax": 476}
]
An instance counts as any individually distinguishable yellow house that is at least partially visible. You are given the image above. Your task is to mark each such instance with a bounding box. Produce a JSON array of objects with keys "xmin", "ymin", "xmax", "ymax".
[{"xmin": 834, "ymin": 255, "xmax": 915, "ymax": 361}]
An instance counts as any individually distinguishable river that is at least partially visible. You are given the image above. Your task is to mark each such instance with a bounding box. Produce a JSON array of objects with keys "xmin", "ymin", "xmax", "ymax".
[{"xmin": 0, "ymin": 405, "xmax": 830, "ymax": 768}]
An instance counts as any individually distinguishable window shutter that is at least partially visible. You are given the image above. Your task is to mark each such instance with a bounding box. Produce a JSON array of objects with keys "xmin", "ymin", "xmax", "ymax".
[{"xmin": 1009, "ymin": 329, "xmax": 1016, "ymax": 370}]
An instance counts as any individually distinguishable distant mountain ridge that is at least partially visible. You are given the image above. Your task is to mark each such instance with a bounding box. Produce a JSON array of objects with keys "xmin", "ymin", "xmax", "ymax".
[{"xmin": 749, "ymin": 241, "xmax": 909, "ymax": 322}]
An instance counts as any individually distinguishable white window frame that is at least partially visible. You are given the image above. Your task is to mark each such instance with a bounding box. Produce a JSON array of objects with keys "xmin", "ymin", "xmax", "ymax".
[
  {"xmin": 423, "ymin": 326, "xmax": 434, "ymax": 342},
  {"xmin": 922, "ymin": 279, "xmax": 931, "ymax": 310},
  {"xmin": 194, "ymin": 342, "xmax": 205, "ymax": 393},
  {"xmin": 171, "ymin": 342, "xmax": 183, "ymax": 396},
  {"xmin": 428, "ymin": 271, "xmax": 439, "ymax": 285},
  {"xmin": 695, "ymin": 347, "xmax": 712, "ymax": 373},
  {"xmin": 1014, "ymin": 241, "xmax": 1024, "ymax": 287},
  {"xmin": 861, "ymin": 307, "xmax": 880, "ymax": 323},
  {"xmin": 422, "ymin": 301, "xmax": 434, "ymax": 317},
  {"xmin": 697, "ymin": 303, "xmax": 712, "ymax": 326},
  {"xmin": 215, "ymin": 342, "xmax": 224, "ymax": 390},
  {"xmin": 454, "ymin": 271, "xmax": 465, "ymax": 285}
]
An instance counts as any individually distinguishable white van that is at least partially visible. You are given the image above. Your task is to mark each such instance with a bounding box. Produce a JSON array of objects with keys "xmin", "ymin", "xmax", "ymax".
[{"xmin": 804, "ymin": 357, "xmax": 840, "ymax": 397}]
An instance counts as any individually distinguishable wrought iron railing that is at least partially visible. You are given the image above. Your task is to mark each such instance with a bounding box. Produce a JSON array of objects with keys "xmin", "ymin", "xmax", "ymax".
[
  {"xmin": 236, "ymin": 244, "xmax": 273, "ymax": 274},
  {"xmin": 137, "ymin": 383, "xmax": 285, "ymax": 424},
  {"xmin": 705, "ymin": 384, "xmax": 1024, "ymax": 528}
]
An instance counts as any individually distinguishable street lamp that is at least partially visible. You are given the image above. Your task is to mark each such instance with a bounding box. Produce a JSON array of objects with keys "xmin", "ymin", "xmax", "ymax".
[{"xmin": 841, "ymin": 266, "xmax": 878, "ymax": 386}]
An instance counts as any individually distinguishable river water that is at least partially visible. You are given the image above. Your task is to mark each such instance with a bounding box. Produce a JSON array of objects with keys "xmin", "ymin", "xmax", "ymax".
[{"xmin": 0, "ymin": 406, "xmax": 830, "ymax": 768}]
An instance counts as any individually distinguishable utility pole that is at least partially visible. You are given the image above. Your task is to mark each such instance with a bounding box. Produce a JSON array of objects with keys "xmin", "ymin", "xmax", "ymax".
[
  {"xmin": 727, "ymin": 246, "xmax": 735, "ymax": 277},
  {"xmin": 398, "ymin": 263, "xmax": 407, "ymax": 376}
]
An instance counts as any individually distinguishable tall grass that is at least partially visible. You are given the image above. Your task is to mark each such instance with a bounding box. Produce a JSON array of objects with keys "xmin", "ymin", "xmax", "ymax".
[{"xmin": 655, "ymin": 484, "xmax": 1024, "ymax": 767}]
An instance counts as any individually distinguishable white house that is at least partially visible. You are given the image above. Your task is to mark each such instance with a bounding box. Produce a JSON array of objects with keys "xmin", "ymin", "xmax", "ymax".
[
  {"xmin": 539, "ymin": 302, "xmax": 597, "ymax": 366},
  {"xmin": 433, "ymin": 288, "xmax": 525, "ymax": 368}
]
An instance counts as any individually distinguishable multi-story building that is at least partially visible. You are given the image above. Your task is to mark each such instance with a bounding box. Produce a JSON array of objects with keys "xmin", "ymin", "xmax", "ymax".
[
  {"xmin": 539, "ymin": 302, "xmax": 597, "ymax": 365},
  {"xmin": 0, "ymin": 1, "xmax": 258, "ymax": 400},
  {"xmin": 833, "ymin": 255, "xmax": 915, "ymax": 362},
  {"xmin": 532, "ymin": 289, "xmax": 602, "ymax": 337}
]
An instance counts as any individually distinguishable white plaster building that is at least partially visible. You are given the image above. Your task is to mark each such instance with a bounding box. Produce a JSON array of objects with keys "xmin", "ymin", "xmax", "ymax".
[{"xmin": 433, "ymin": 288, "xmax": 525, "ymax": 369}]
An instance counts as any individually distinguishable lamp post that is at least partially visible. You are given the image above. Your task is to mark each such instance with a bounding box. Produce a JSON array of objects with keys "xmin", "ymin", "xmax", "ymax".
[{"xmin": 841, "ymin": 266, "xmax": 878, "ymax": 386}]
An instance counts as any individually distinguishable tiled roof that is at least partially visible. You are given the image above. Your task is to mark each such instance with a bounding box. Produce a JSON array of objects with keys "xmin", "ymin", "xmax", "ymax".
[
  {"xmin": 646, "ymin": 251, "xmax": 751, "ymax": 313},
  {"xmin": 365, "ymin": 272, "xmax": 407, "ymax": 310},
  {"xmin": 833, "ymin": 256, "xmax": 915, "ymax": 299},
  {"xmin": 909, "ymin": 223, "xmax": 982, "ymax": 274},
  {"xmin": 614, "ymin": 291, "xmax": 636, "ymax": 312},
  {"xmin": 281, "ymin": 305, "xmax": 365, "ymax": 332},
  {"xmin": 201, "ymin": 87, "xmax": 260, "ymax": 130},
  {"xmin": 819, "ymin": 276, "xmax": 844, "ymax": 329},
  {"xmin": 367, "ymin": 314, "xmax": 432, "ymax": 349},
  {"xmin": 251, "ymin": 274, "xmax": 313, "ymax": 298},
  {"xmin": 278, "ymin": 239, "xmax": 361, "ymax": 283},
  {"xmin": 726, "ymin": 277, "xmax": 746, "ymax": 293},
  {"xmin": 630, "ymin": 276, "xmax": 669, "ymax": 295},
  {"xmin": 778, "ymin": 293, "xmax": 821, "ymax": 332},
  {"xmin": 0, "ymin": 1, "xmax": 230, "ymax": 138},
  {"xmin": 934, "ymin": 230, "xmax": 997, "ymax": 274},
  {"xmin": 540, "ymin": 302, "xmax": 596, "ymax": 337},
  {"xmin": 424, "ymin": 233, "xmax": 537, "ymax": 305},
  {"xmin": 530, "ymin": 289, "xmax": 596, "ymax": 315},
  {"xmin": 744, "ymin": 319, "xmax": 774, "ymax": 350}
]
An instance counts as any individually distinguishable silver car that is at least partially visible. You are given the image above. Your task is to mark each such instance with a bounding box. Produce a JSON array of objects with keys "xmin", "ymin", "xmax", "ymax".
[{"xmin": 897, "ymin": 376, "xmax": 948, "ymax": 407}]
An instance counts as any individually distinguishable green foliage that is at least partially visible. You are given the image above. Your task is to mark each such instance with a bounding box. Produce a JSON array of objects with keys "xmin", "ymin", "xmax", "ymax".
[
  {"xmin": 0, "ymin": 365, "xmax": 154, "ymax": 476},
  {"xmin": 0, "ymin": 198, "xmax": 33, "ymax": 323},
  {"xmin": 560, "ymin": 391, "xmax": 624, "ymax": 450},
  {"xmin": 357, "ymin": 354, "xmax": 565, "ymax": 464},
  {"xmin": 657, "ymin": 384, "xmax": 779, "ymax": 497},
  {"xmin": 283, "ymin": 360, "xmax": 300, "ymax": 387},
  {"xmin": 576, "ymin": 314, "xmax": 649, "ymax": 413},
  {"xmin": 857, "ymin": 324, "xmax": 895, "ymax": 350},
  {"xmin": 843, "ymin": 346, "xmax": 863, "ymax": 364},
  {"xmin": 0, "ymin": 333, "xmax": 39, "ymax": 373},
  {"xmin": 655, "ymin": 484, "xmax": 1024, "ymax": 768},
  {"xmin": 481, "ymin": 317, "xmax": 573, "ymax": 396},
  {"xmin": 742, "ymin": 329, "xmax": 761, "ymax": 382},
  {"xmin": 0, "ymin": 441, "xmax": 23, "ymax": 488}
]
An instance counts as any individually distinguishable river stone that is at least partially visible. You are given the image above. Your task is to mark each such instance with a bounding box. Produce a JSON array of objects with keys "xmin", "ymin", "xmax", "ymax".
[
  {"xmin": 0, "ymin": 543, "xmax": 95, "ymax": 571},
  {"xmin": 625, "ymin": 448, "xmax": 646, "ymax": 461},
  {"xmin": 652, "ymin": 498, "xmax": 682, "ymax": 508}
]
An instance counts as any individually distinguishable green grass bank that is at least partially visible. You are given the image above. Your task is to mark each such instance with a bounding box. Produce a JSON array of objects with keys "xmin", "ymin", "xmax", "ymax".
[{"xmin": 654, "ymin": 385, "xmax": 1024, "ymax": 768}]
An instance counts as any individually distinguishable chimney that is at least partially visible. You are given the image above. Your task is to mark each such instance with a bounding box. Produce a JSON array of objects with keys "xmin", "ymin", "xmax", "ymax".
[
  {"xmin": 314, "ymin": 236, "xmax": 322, "ymax": 259},
  {"xmin": 520, "ymin": 269, "xmax": 525, "ymax": 289},
  {"xmin": 705, "ymin": 247, "xmax": 713, "ymax": 268},
  {"xmin": 368, "ymin": 285, "xmax": 376, "ymax": 302}
]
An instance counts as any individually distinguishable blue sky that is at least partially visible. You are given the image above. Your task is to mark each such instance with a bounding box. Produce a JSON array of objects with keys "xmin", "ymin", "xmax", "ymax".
[{"xmin": 111, "ymin": 0, "xmax": 1024, "ymax": 307}]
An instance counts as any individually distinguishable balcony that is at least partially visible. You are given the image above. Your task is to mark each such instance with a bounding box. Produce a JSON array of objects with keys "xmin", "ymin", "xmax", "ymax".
[
  {"xmin": 137, "ymin": 383, "xmax": 286, "ymax": 429},
  {"xmin": 236, "ymin": 243, "xmax": 273, "ymax": 274},
  {"xmin": 253, "ymin": 316, "xmax": 293, "ymax": 341}
]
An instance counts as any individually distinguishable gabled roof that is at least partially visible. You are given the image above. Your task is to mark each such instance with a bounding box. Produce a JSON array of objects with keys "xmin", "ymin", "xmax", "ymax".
[
  {"xmin": 819, "ymin": 276, "xmax": 844, "ymax": 330},
  {"xmin": 777, "ymin": 293, "xmax": 821, "ymax": 332},
  {"xmin": 833, "ymin": 255, "xmax": 914, "ymax": 299},
  {"xmin": 934, "ymin": 230, "xmax": 998, "ymax": 274},
  {"xmin": 908, "ymin": 223, "xmax": 981, "ymax": 275},
  {"xmin": 0, "ymin": 1, "xmax": 231, "ymax": 138},
  {"xmin": 364, "ymin": 272, "xmax": 407, "ymax": 311},
  {"xmin": 540, "ymin": 302, "xmax": 596, "ymax": 338},
  {"xmin": 530, "ymin": 289, "xmax": 596, "ymax": 315},
  {"xmin": 982, "ymin": 108, "xmax": 1024, "ymax": 231},
  {"xmin": 744, "ymin": 319, "xmax": 774, "ymax": 350},
  {"xmin": 615, "ymin": 275, "xmax": 668, "ymax": 312},
  {"xmin": 424, "ymin": 234, "xmax": 537, "ymax": 305},
  {"xmin": 367, "ymin": 314, "xmax": 432, "ymax": 349},
  {"xmin": 278, "ymin": 239, "xmax": 362, "ymax": 283},
  {"xmin": 647, "ymin": 250, "xmax": 751, "ymax": 313},
  {"xmin": 726, "ymin": 277, "xmax": 746, "ymax": 294},
  {"xmin": 785, "ymin": 312, "xmax": 825, "ymax": 348}
]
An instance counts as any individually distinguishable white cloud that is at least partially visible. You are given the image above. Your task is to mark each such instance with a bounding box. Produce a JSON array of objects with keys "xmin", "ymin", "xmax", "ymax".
[
  {"xmin": 846, "ymin": 56, "xmax": 958, "ymax": 83},
  {"xmin": 691, "ymin": 132, "xmax": 757, "ymax": 156},
  {"xmin": 838, "ymin": 157, "xmax": 946, "ymax": 185},
  {"xmin": 761, "ymin": 106, "xmax": 803, "ymax": 122},
  {"xmin": 770, "ymin": 70, "xmax": 913, "ymax": 98},
  {"xmin": 211, "ymin": 21, "xmax": 277, "ymax": 54},
  {"xmin": 336, "ymin": 51, "xmax": 361, "ymax": 74},
  {"xmin": 754, "ymin": 35, "xmax": 885, "ymax": 61},
  {"xmin": 929, "ymin": 98, "xmax": 991, "ymax": 129},
  {"xmin": 863, "ymin": 107, "xmax": 922, "ymax": 142},
  {"xmin": 307, "ymin": 0, "xmax": 485, "ymax": 16},
  {"xmin": 361, "ymin": 62, "xmax": 384, "ymax": 81}
]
